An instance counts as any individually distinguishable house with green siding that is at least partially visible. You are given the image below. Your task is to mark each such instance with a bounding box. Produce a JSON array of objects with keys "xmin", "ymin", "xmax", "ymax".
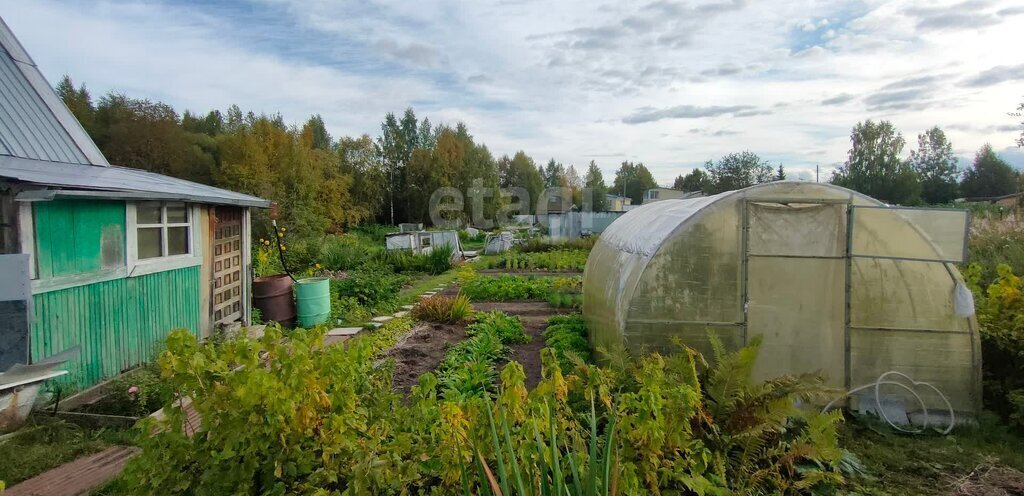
[{"xmin": 0, "ymin": 16, "xmax": 269, "ymax": 389}]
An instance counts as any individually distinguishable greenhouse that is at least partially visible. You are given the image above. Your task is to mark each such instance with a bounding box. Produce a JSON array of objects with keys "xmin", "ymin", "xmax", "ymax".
[{"xmin": 583, "ymin": 181, "xmax": 980, "ymax": 415}]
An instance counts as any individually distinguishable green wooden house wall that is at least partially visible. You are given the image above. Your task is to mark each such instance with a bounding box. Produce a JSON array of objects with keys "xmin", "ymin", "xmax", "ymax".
[{"xmin": 29, "ymin": 200, "xmax": 201, "ymax": 389}]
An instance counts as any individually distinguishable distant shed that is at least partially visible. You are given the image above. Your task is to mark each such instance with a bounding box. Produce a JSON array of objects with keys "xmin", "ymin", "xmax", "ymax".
[
  {"xmin": 0, "ymin": 16, "xmax": 269, "ymax": 388},
  {"xmin": 584, "ymin": 181, "xmax": 980, "ymax": 415}
]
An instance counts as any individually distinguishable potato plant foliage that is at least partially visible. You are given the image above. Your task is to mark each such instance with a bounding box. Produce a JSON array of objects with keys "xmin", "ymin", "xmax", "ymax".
[{"xmin": 122, "ymin": 326, "xmax": 846, "ymax": 495}]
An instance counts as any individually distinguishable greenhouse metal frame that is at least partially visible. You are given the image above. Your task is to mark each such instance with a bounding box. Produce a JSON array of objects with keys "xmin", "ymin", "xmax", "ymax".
[{"xmin": 584, "ymin": 182, "xmax": 979, "ymax": 415}]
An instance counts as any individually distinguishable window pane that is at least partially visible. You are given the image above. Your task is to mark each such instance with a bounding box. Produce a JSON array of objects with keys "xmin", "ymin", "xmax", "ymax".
[
  {"xmin": 166, "ymin": 203, "xmax": 188, "ymax": 223},
  {"xmin": 137, "ymin": 202, "xmax": 162, "ymax": 224},
  {"xmin": 138, "ymin": 227, "xmax": 163, "ymax": 259},
  {"xmin": 167, "ymin": 226, "xmax": 189, "ymax": 256}
]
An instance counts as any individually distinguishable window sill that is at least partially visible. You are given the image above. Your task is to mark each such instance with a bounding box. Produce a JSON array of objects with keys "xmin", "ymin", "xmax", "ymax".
[
  {"xmin": 32, "ymin": 267, "xmax": 128, "ymax": 294},
  {"xmin": 129, "ymin": 255, "xmax": 202, "ymax": 277}
]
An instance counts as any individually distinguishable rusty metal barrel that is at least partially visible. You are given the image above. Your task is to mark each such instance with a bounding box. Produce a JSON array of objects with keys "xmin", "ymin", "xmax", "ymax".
[{"xmin": 252, "ymin": 274, "xmax": 295, "ymax": 326}]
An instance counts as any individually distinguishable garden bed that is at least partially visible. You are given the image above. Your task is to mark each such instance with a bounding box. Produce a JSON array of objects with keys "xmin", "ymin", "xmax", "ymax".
[{"xmin": 384, "ymin": 322, "xmax": 467, "ymax": 394}]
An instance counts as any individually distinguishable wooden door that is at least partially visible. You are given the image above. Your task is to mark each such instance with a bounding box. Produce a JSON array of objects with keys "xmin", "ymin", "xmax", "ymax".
[{"xmin": 212, "ymin": 206, "xmax": 243, "ymax": 325}]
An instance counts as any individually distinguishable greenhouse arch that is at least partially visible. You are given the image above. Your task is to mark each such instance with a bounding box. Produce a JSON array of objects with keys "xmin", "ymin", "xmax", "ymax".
[{"xmin": 583, "ymin": 181, "xmax": 980, "ymax": 415}]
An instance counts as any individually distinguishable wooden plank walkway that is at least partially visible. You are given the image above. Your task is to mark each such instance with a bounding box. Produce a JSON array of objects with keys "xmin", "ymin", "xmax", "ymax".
[{"xmin": 5, "ymin": 446, "xmax": 139, "ymax": 496}]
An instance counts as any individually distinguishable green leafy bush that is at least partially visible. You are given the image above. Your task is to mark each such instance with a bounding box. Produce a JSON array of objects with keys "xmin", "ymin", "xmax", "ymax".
[
  {"xmin": 331, "ymin": 264, "xmax": 407, "ymax": 309},
  {"xmin": 319, "ymin": 235, "xmax": 381, "ymax": 271},
  {"xmin": 467, "ymin": 311, "xmax": 530, "ymax": 344},
  {"xmin": 380, "ymin": 244, "xmax": 455, "ymax": 274},
  {"xmin": 966, "ymin": 263, "xmax": 1024, "ymax": 429},
  {"xmin": 436, "ymin": 326, "xmax": 508, "ymax": 398},
  {"xmin": 518, "ymin": 237, "xmax": 596, "ymax": 253},
  {"xmin": 461, "ymin": 275, "xmax": 553, "ymax": 301},
  {"xmin": 80, "ymin": 362, "xmax": 173, "ymax": 417},
  {"xmin": 121, "ymin": 325, "xmax": 846, "ymax": 495},
  {"xmin": 412, "ymin": 294, "xmax": 474, "ymax": 324},
  {"xmin": 544, "ymin": 313, "xmax": 591, "ymax": 367}
]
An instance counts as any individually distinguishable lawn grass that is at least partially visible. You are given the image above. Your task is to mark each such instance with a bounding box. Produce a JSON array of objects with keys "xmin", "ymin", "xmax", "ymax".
[
  {"xmin": 0, "ymin": 414, "xmax": 134, "ymax": 486},
  {"xmin": 843, "ymin": 413, "xmax": 1024, "ymax": 495},
  {"xmin": 394, "ymin": 270, "xmax": 459, "ymax": 307}
]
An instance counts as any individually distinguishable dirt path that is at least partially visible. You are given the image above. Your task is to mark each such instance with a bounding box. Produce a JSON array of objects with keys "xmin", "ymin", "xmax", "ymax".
[{"xmin": 384, "ymin": 323, "xmax": 467, "ymax": 394}]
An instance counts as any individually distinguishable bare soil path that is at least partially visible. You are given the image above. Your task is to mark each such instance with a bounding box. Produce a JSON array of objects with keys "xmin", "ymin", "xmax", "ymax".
[{"xmin": 384, "ymin": 323, "xmax": 467, "ymax": 394}]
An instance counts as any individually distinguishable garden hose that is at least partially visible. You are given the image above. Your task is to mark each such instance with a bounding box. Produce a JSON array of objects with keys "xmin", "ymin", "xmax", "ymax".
[
  {"xmin": 822, "ymin": 370, "xmax": 956, "ymax": 435},
  {"xmin": 271, "ymin": 219, "xmax": 297, "ymax": 283}
]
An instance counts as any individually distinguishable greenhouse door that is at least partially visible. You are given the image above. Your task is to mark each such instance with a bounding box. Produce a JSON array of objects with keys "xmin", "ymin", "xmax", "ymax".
[{"xmin": 743, "ymin": 201, "xmax": 848, "ymax": 388}]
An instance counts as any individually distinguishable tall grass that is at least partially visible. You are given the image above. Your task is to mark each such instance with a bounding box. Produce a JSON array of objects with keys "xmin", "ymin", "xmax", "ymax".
[{"xmin": 967, "ymin": 216, "xmax": 1024, "ymax": 286}]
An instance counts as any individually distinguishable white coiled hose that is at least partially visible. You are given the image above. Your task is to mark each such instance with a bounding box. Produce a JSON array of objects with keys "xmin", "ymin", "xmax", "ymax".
[{"xmin": 822, "ymin": 370, "xmax": 956, "ymax": 435}]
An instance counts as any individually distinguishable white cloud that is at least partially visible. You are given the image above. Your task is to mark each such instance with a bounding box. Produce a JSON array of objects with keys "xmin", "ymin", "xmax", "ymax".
[{"xmin": 1, "ymin": 0, "xmax": 1022, "ymax": 183}]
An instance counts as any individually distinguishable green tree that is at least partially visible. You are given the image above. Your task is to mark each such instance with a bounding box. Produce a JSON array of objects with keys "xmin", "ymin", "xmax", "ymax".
[
  {"xmin": 584, "ymin": 161, "xmax": 608, "ymax": 211},
  {"xmin": 337, "ymin": 134, "xmax": 387, "ymax": 221},
  {"xmin": 775, "ymin": 164, "xmax": 786, "ymax": 181},
  {"xmin": 830, "ymin": 120, "xmax": 921, "ymax": 204},
  {"xmin": 704, "ymin": 151, "xmax": 774, "ymax": 194},
  {"xmin": 909, "ymin": 126, "xmax": 959, "ymax": 204},
  {"xmin": 55, "ymin": 75, "xmax": 95, "ymax": 134},
  {"xmin": 92, "ymin": 93, "xmax": 215, "ymax": 183},
  {"xmin": 674, "ymin": 169, "xmax": 709, "ymax": 192},
  {"xmin": 960, "ymin": 144, "xmax": 1019, "ymax": 198},
  {"xmin": 302, "ymin": 114, "xmax": 332, "ymax": 150},
  {"xmin": 612, "ymin": 161, "xmax": 657, "ymax": 204},
  {"xmin": 498, "ymin": 151, "xmax": 544, "ymax": 214},
  {"xmin": 377, "ymin": 112, "xmax": 405, "ymax": 224},
  {"xmin": 543, "ymin": 159, "xmax": 565, "ymax": 188}
]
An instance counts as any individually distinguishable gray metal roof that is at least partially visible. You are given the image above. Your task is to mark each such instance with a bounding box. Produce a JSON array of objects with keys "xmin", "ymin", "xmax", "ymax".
[
  {"xmin": 2, "ymin": 155, "xmax": 270, "ymax": 208},
  {"xmin": 0, "ymin": 16, "xmax": 268, "ymax": 209},
  {"xmin": 0, "ymin": 17, "xmax": 108, "ymax": 166}
]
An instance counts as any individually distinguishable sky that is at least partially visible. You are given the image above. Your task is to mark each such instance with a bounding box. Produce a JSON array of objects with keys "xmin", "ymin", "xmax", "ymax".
[{"xmin": 2, "ymin": 0, "xmax": 1023, "ymax": 185}]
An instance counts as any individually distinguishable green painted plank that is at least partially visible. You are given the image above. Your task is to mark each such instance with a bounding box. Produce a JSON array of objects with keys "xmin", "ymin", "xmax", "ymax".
[
  {"xmin": 33, "ymin": 200, "xmax": 125, "ymax": 279},
  {"xmin": 30, "ymin": 265, "xmax": 201, "ymax": 390}
]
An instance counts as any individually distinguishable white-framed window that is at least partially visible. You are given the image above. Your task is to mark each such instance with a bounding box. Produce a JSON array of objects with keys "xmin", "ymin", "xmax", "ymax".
[
  {"xmin": 135, "ymin": 201, "xmax": 192, "ymax": 259},
  {"xmin": 126, "ymin": 201, "xmax": 201, "ymax": 276}
]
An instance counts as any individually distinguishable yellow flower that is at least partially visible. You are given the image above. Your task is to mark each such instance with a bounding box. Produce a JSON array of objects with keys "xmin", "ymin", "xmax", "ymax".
[
  {"xmin": 281, "ymin": 227, "xmax": 286, "ymax": 232},
  {"xmin": 264, "ymin": 240, "xmax": 271, "ymax": 246},
  {"xmin": 315, "ymin": 263, "xmax": 321, "ymax": 269},
  {"xmin": 280, "ymin": 245, "xmax": 287, "ymax": 251}
]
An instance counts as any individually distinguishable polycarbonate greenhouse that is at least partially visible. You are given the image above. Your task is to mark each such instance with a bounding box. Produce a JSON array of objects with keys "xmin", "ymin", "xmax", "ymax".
[{"xmin": 583, "ymin": 181, "xmax": 980, "ymax": 415}]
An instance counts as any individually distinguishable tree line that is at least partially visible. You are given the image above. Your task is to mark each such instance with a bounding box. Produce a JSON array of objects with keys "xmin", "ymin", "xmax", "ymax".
[
  {"xmin": 56, "ymin": 76, "xmax": 639, "ymax": 236},
  {"xmin": 56, "ymin": 76, "xmax": 1021, "ymax": 238},
  {"xmin": 671, "ymin": 120, "xmax": 1021, "ymax": 206}
]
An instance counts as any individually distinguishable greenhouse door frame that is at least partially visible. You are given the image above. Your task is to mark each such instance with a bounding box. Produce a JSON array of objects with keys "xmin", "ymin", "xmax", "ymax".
[
  {"xmin": 740, "ymin": 197, "xmax": 853, "ymax": 389},
  {"xmin": 742, "ymin": 199, "xmax": 971, "ymax": 392}
]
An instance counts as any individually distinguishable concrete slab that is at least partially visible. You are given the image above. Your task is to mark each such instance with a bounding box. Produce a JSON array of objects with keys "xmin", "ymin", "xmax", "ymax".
[
  {"xmin": 367, "ymin": 322, "xmax": 382, "ymax": 329},
  {"xmin": 371, "ymin": 315, "xmax": 393, "ymax": 323},
  {"xmin": 401, "ymin": 304, "xmax": 415, "ymax": 310},
  {"xmin": 245, "ymin": 324, "xmax": 267, "ymax": 340},
  {"xmin": 327, "ymin": 327, "xmax": 362, "ymax": 336},
  {"xmin": 393, "ymin": 311, "xmax": 409, "ymax": 318},
  {"xmin": 421, "ymin": 292, "xmax": 437, "ymax": 297}
]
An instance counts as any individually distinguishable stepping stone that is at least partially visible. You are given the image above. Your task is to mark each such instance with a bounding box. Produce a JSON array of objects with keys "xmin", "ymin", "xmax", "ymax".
[
  {"xmin": 367, "ymin": 322, "xmax": 383, "ymax": 329},
  {"xmin": 371, "ymin": 315, "xmax": 393, "ymax": 323},
  {"xmin": 401, "ymin": 304, "xmax": 415, "ymax": 310},
  {"xmin": 327, "ymin": 327, "xmax": 362, "ymax": 336},
  {"xmin": 393, "ymin": 311, "xmax": 409, "ymax": 318},
  {"xmin": 245, "ymin": 324, "xmax": 267, "ymax": 339}
]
